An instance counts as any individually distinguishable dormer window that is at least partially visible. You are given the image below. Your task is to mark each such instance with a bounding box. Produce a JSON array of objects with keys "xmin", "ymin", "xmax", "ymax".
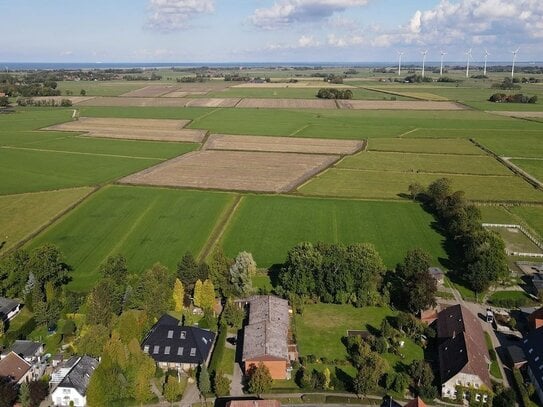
[
  {"xmin": 167, "ymin": 330, "xmax": 174, "ymax": 339},
  {"xmin": 180, "ymin": 331, "xmax": 186, "ymax": 339}
]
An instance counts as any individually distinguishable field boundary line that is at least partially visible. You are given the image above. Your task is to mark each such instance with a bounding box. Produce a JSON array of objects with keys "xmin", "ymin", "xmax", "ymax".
[
  {"xmin": 0, "ymin": 186, "xmax": 99, "ymax": 260},
  {"xmin": 198, "ymin": 195, "xmax": 243, "ymax": 262},
  {"xmin": 397, "ymin": 128, "xmax": 419, "ymax": 138},
  {"xmin": 191, "ymin": 107, "xmax": 222, "ymax": 123},
  {"xmin": 1, "ymin": 145, "xmax": 163, "ymax": 161},
  {"xmin": 332, "ymin": 167, "xmax": 514, "ymax": 177},
  {"xmin": 289, "ymin": 125, "xmax": 310, "ymax": 136},
  {"xmin": 469, "ymin": 138, "xmax": 543, "ymax": 191}
]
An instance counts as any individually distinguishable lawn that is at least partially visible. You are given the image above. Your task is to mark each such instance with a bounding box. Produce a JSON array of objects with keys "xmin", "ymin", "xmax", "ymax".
[
  {"xmin": 487, "ymin": 226, "xmax": 543, "ymax": 254},
  {"xmin": 30, "ymin": 185, "xmax": 235, "ymax": 291},
  {"xmin": 221, "ymin": 195, "xmax": 446, "ymax": 268},
  {"xmin": 478, "ymin": 205, "xmax": 516, "ymax": 224},
  {"xmin": 488, "ymin": 290, "xmax": 534, "ymax": 305},
  {"xmin": 204, "ymin": 87, "xmax": 411, "ymax": 100},
  {"xmin": 0, "ymin": 187, "xmax": 93, "ymax": 255},
  {"xmin": 484, "ymin": 332, "xmax": 503, "ymax": 380},
  {"xmin": 294, "ymin": 303, "xmax": 424, "ymax": 371},
  {"xmin": 474, "ymin": 132, "xmax": 543, "ymax": 158},
  {"xmin": 338, "ymin": 151, "xmax": 510, "ymax": 176},
  {"xmin": 299, "ymin": 169, "xmax": 543, "ymax": 202},
  {"xmin": 511, "ymin": 159, "xmax": 543, "ymax": 182},
  {"xmin": 368, "ymin": 138, "xmax": 484, "ymax": 155},
  {"xmin": 510, "ymin": 206, "xmax": 543, "ymax": 238},
  {"xmin": 218, "ymin": 347, "xmax": 236, "ymax": 375}
]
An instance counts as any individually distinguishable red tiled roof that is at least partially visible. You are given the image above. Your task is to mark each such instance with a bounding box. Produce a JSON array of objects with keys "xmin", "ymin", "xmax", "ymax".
[
  {"xmin": 0, "ymin": 352, "xmax": 31, "ymax": 382},
  {"xmin": 404, "ymin": 397, "xmax": 427, "ymax": 407}
]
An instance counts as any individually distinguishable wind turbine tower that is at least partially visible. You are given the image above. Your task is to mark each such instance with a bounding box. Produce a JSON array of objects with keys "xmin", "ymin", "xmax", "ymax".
[
  {"xmin": 397, "ymin": 51, "xmax": 404, "ymax": 76},
  {"xmin": 421, "ymin": 50, "xmax": 428, "ymax": 78},
  {"xmin": 465, "ymin": 48, "xmax": 472, "ymax": 78},
  {"xmin": 483, "ymin": 49, "xmax": 490, "ymax": 76},
  {"xmin": 511, "ymin": 48, "xmax": 520, "ymax": 78},
  {"xmin": 440, "ymin": 50, "xmax": 447, "ymax": 76}
]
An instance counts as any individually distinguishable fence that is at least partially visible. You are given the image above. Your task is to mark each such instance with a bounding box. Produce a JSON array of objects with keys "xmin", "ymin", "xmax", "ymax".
[{"xmin": 483, "ymin": 223, "xmax": 543, "ymax": 256}]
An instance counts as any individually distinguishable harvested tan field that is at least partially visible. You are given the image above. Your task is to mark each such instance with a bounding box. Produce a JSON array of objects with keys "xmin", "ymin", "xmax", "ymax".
[
  {"xmin": 172, "ymin": 82, "xmax": 232, "ymax": 92},
  {"xmin": 162, "ymin": 91, "xmax": 208, "ymax": 98},
  {"xmin": 236, "ymin": 98, "xmax": 337, "ymax": 109},
  {"xmin": 121, "ymin": 85, "xmax": 179, "ymax": 97},
  {"xmin": 43, "ymin": 117, "xmax": 206, "ymax": 143},
  {"xmin": 337, "ymin": 100, "xmax": 465, "ymax": 110},
  {"xmin": 205, "ymin": 134, "xmax": 364, "ymax": 155},
  {"xmin": 77, "ymin": 97, "xmax": 192, "ymax": 107},
  {"xmin": 488, "ymin": 111, "xmax": 543, "ymax": 119},
  {"xmin": 184, "ymin": 98, "xmax": 241, "ymax": 108},
  {"xmin": 120, "ymin": 150, "xmax": 339, "ymax": 193},
  {"xmin": 233, "ymin": 82, "xmax": 355, "ymax": 89},
  {"xmin": 32, "ymin": 96, "xmax": 95, "ymax": 104}
]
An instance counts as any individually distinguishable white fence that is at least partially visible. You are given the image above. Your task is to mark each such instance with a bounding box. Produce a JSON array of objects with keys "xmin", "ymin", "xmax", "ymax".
[{"xmin": 483, "ymin": 223, "xmax": 543, "ymax": 257}]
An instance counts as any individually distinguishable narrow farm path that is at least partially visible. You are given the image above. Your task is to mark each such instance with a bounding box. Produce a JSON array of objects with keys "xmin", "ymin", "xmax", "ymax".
[{"xmin": 0, "ymin": 145, "xmax": 163, "ymax": 161}]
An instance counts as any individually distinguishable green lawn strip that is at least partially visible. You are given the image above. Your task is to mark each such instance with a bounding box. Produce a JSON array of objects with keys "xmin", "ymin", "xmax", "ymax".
[
  {"xmin": 368, "ymin": 138, "xmax": 484, "ymax": 155},
  {"xmin": 0, "ymin": 148, "xmax": 164, "ymax": 195},
  {"xmin": 466, "ymin": 101, "xmax": 543, "ymax": 111},
  {"xmin": 0, "ymin": 187, "xmax": 94, "ymax": 255},
  {"xmin": 487, "ymin": 226, "xmax": 543, "ymax": 254},
  {"xmin": 79, "ymin": 106, "xmax": 212, "ymax": 120},
  {"xmin": 488, "ymin": 290, "xmax": 536, "ymax": 307},
  {"xmin": 484, "ymin": 332, "xmax": 503, "ymax": 380},
  {"xmin": 203, "ymin": 87, "xmax": 411, "ymax": 100},
  {"xmin": 218, "ymin": 347, "xmax": 236, "ymax": 375},
  {"xmin": 220, "ymin": 195, "xmax": 446, "ymax": 269},
  {"xmin": 478, "ymin": 206, "xmax": 517, "ymax": 224},
  {"xmin": 299, "ymin": 169, "xmax": 543, "ymax": 202},
  {"xmin": 29, "ymin": 185, "xmax": 235, "ymax": 291},
  {"xmin": 252, "ymin": 272, "xmax": 273, "ymax": 292},
  {"xmin": 0, "ymin": 108, "xmax": 74, "ymax": 134},
  {"xmin": 473, "ymin": 133, "xmax": 543, "ymax": 158},
  {"xmin": 294, "ymin": 304, "xmax": 424, "ymax": 372},
  {"xmin": 510, "ymin": 159, "xmax": 543, "ymax": 183},
  {"xmin": 510, "ymin": 206, "xmax": 543, "ymax": 238},
  {"xmin": 338, "ymin": 151, "xmax": 510, "ymax": 176}
]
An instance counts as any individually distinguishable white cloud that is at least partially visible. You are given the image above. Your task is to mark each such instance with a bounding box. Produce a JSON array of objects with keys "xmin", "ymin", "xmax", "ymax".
[
  {"xmin": 249, "ymin": 0, "xmax": 370, "ymax": 29},
  {"xmin": 298, "ymin": 35, "xmax": 319, "ymax": 47},
  {"xmin": 266, "ymin": 35, "xmax": 321, "ymax": 51},
  {"xmin": 327, "ymin": 33, "xmax": 365, "ymax": 47},
  {"xmin": 146, "ymin": 0, "xmax": 214, "ymax": 31}
]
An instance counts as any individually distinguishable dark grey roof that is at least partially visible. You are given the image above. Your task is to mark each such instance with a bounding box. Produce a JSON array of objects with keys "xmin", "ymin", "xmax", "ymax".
[
  {"xmin": 0, "ymin": 297, "xmax": 19, "ymax": 320},
  {"xmin": 507, "ymin": 345, "xmax": 526, "ymax": 364},
  {"xmin": 533, "ymin": 274, "xmax": 543, "ymax": 290},
  {"xmin": 9, "ymin": 340, "xmax": 42, "ymax": 359},
  {"xmin": 57, "ymin": 356, "xmax": 98, "ymax": 396},
  {"xmin": 142, "ymin": 315, "xmax": 215, "ymax": 365},
  {"xmin": 522, "ymin": 328, "xmax": 543, "ymax": 390}
]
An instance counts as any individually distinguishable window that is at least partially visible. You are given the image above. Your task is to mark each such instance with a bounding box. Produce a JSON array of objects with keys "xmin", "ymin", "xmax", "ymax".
[
  {"xmin": 475, "ymin": 394, "xmax": 480, "ymax": 401},
  {"xmin": 529, "ymin": 348, "xmax": 534, "ymax": 354},
  {"xmin": 180, "ymin": 331, "xmax": 186, "ymax": 339},
  {"xmin": 164, "ymin": 346, "xmax": 171, "ymax": 355},
  {"xmin": 536, "ymin": 356, "xmax": 540, "ymax": 362},
  {"xmin": 190, "ymin": 348, "xmax": 196, "ymax": 356},
  {"xmin": 178, "ymin": 347, "xmax": 184, "ymax": 356},
  {"xmin": 167, "ymin": 330, "xmax": 174, "ymax": 339},
  {"xmin": 143, "ymin": 345, "xmax": 149, "ymax": 354},
  {"xmin": 153, "ymin": 345, "xmax": 160, "ymax": 354}
]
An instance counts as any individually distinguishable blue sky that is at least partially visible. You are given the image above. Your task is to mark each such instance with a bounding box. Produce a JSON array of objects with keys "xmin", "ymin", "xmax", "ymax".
[{"xmin": 1, "ymin": 0, "xmax": 542, "ymax": 62}]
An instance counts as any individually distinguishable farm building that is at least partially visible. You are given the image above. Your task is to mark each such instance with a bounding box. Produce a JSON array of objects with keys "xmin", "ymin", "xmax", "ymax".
[
  {"xmin": 142, "ymin": 314, "xmax": 215, "ymax": 372},
  {"xmin": 428, "ymin": 267, "xmax": 445, "ymax": 285},
  {"xmin": 0, "ymin": 351, "xmax": 32, "ymax": 384},
  {"xmin": 51, "ymin": 355, "xmax": 98, "ymax": 407},
  {"xmin": 522, "ymin": 327, "xmax": 543, "ymax": 405},
  {"xmin": 437, "ymin": 304, "xmax": 492, "ymax": 402},
  {"xmin": 0, "ymin": 297, "xmax": 21, "ymax": 321},
  {"xmin": 241, "ymin": 295, "xmax": 293, "ymax": 380}
]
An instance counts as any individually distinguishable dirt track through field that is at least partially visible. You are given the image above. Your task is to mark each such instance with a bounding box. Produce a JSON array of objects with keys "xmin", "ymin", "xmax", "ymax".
[
  {"xmin": 120, "ymin": 150, "xmax": 340, "ymax": 193},
  {"xmin": 43, "ymin": 117, "xmax": 207, "ymax": 143},
  {"xmin": 204, "ymin": 134, "xmax": 364, "ymax": 155}
]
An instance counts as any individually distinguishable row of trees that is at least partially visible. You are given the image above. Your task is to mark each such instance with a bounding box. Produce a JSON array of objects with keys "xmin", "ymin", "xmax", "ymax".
[
  {"xmin": 410, "ymin": 178, "xmax": 509, "ymax": 292},
  {"xmin": 489, "ymin": 93, "xmax": 538, "ymax": 104},
  {"xmin": 16, "ymin": 98, "xmax": 72, "ymax": 107},
  {"xmin": 316, "ymin": 88, "xmax": 353, "ymax": 99}
]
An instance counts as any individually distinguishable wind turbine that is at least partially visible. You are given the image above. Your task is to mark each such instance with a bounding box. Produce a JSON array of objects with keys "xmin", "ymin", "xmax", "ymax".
[
  {"xmin": 421, "ymin": 50, "xmax": 428, "ymax": 78},
  {"xmin": 465, "ymin": 48, "xmax": 472, "ymax": 78},
  {"xmin": 483, "ymin": 49, "xmax": 490, "ymax": 76},
  {"xmin": 511, "ymin": 48, "xmax": 520, "ymax": 78},
  {"xmin": 440, "ymin": 50, "xmax": 447, "ymax": 76},
  {"xmin": 397, "ymin": 51, "xmax": 404, "ymax": 76}
]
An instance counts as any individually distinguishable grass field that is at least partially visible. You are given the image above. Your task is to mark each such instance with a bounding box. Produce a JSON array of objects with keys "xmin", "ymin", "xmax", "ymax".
[
  {"xmin": 478, "ymin": 206, "xmax": 516, "ymax": 224},
  {"xmin": 338, "ymin": 151, "xmax": 510, "ymax": 175},
  {"xmin": 511, "ymin": 159, "xmax": 543, "ymax": 182},
  {"xmin": 294, "ymin": 303, "xmax": 424, "ymax": 371},
  {"xmin": 510, "ymin": 206, "xmax": 543, "ymax": 238},
  {"xmin": 487, "ymin": 226, "xmax": 543, "ymax": 254},
  {"xmin": 30, "ymin": 186, "xmax": 235, "ymax": 291},
  {"xmin": 300, "ymin": 169, "xmax": 543, "ymax": 202},
  {"xmin": 220, "ymin": 195, "xmax": 446, "ymax": 268},
  {"xmin": 368, "ymin": 138, "xmax": 484, "ymax": 155},
  {"xmin": 0, "ymin": 187, "xmax": 93, "ymax": 255},
  {"xmin": 57, "ymin": 81, "xmax": 150, "ymax": 96},
  {"xmin": 203, "ymin": 87, "xmax": 412, "ymax": 100}
]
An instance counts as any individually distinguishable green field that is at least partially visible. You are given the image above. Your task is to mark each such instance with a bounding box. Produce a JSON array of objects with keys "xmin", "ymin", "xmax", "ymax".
[
  {"xmin": 511, "ymin": 159, "xmax": 543, "ymax": 182},
  {"xmin": 368, "ymin": 138, "xmax": 484, "ymax": 155},
  {"xmin": 300, "ymin": 169, "xmax": 543, "ymax": 202},
  {"xmin": 338, "ymin": 151, "xmax": 510, "ymax": 175},
  {"xmin": 30, "ymin": 186, "xmax": 235, "ymax": 291},
  {"xmin": 510, "ymin": 206, "xmax": 543, "ymax": 238},
  {"xmin": 0, "ymin": 188, "xmax": 93, "ymax": 255},
  {"xmin": 487, "ymin": 226, "xmax": 543, "ymax": 254},
  {"xmin": 220, "ymin": 195, "xmax": 446, "ymax": 268},
  {"xmin": 478, "ymin": 206, "xmax": 516, "ymax": 224},
  {"xmin": 57, "ymin": 80, "xmax": 149, "ymax": 96},
  {"xmin": 294, "ymin": 303, "xmax": 424, "ymax": 370}
]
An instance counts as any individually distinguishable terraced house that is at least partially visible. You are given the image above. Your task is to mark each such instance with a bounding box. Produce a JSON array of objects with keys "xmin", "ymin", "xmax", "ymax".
[{"xmin": 437, "ymin": 304, "xmax": 492, "ymax": 402}]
